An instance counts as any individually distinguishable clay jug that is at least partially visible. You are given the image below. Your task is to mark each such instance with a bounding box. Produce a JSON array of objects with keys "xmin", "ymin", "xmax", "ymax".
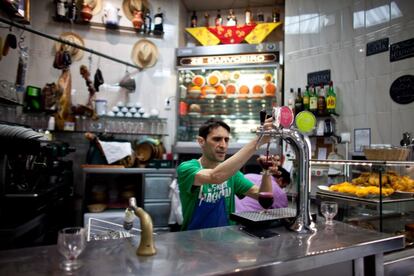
[
  {"xmin": 81, "ymin": 3, "xmax": 93, "ymax": 22},
  {"xmin": 132, "ymin": 10, "xmax": 144, "ymax": 29}
]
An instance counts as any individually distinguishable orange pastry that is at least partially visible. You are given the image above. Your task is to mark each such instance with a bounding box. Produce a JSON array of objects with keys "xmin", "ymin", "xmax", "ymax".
[
  {"xmin": 188, "ymin": 85, "xmax": 201, "ymax": 98},
  {"xmin": 264, "ymin": 73, "xmax": 273, "ymax": 82},
  {"xmin": 265, "ymin": 82, "xmax": 276, "ymax": 97},
  {"xmin": 207, "ymin": 74, "xmax": 220, "ymax": 87},
  {"xmin": 192, "ymin": 75, "xmax": 205, "ymax": 87},
  {"xmin": 252, "ymin": 84, "xmax": 264, "ymax": 98},
  {"xmin": 239, "ymin": 85, "xmax": 250, "ymax": 98},
  {"xmin": 203, "ymin": 85, "xmax": 216, "ymax": 98},
  {"xmin": 216, "ymin": 84, "xmax": 226, "ymax": 97},
  {"xmin": 225, "ymin": 84, "xmax": 237, "ymax": 97}
]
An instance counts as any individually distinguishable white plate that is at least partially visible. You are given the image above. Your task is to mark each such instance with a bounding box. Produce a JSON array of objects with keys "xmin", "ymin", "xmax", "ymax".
[
  {"xmin": 188, "ymin": 112, "xmax": 201, "ymax": 117},
  {"xmin": 317, "ymin": 185, "xmax": 330, "ymax": 191},
  {"xmin": 395, "ymin": 190, "xmax": 414, "ymax": 195}
]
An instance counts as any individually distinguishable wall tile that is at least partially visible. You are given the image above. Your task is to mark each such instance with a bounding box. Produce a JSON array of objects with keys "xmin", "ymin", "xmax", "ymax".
[
  {"xmin": 390, "ymin": 0, "xmax": 414, "ymax": 25},
  {"xmin": 364, "ymin": 0, "xmax": 391, "ymax": 34},
  {"xmin": 320, "ymin": 10, "xmax": 341, "ymax": 46},
  {"xmin": 367, "ymin": 112, "xmax": 391, "ymax": 144},
  {"xmin": 300, "ymin": 17, "xmax": 321, "ymax": 49},
  {"xmin": 341, "ymin": 6, "xmax": 354, "ymax": 44},
  {"xmin": 389, "ymin": 23, "xmax": 414, "ymax": 73},
  {"xmin": 366, "ymin": 76, "xmax": 392, "ymax": 113},
  {"xmin": 299, "ymin": 0, "xmax": 320, "ymax": 16},
  {"xmin": 337, "ymin": 81, "xmax": 355, "ymax": 116},
  {"xmin": 286, "ymin": 0, "xmax": 301, "ymax": 20}
]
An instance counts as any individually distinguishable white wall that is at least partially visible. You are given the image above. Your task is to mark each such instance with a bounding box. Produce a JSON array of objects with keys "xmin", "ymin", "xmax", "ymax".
[
  {"xmin": 0, "ymin": 0, "xmax": 186, "ymax": 151},
  {"xmin": 284, "ymin": 0, "xmax": 414, "ymax": 154}
]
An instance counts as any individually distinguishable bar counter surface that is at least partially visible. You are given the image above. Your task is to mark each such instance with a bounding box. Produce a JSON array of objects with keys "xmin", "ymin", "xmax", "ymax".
[{"xmin": 0, "ymin": 221, "xmax": 404, "ymax": 276}]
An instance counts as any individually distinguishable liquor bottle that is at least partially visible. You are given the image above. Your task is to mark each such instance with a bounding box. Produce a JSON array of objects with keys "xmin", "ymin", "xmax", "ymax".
[
  {"xmin": 294, "ymin": 88, "xmax": 304, "ymax": 114},
  {"xmin": 144, "ymin": 10, "xmax": 152, "ymax": 33},
  {"xmin": 309, "ymin": 85, "xmax": 318, "ymax": 115},
  {"xmin": 256, "ymin": 9, "xmax": 264, "ymax": 23},
  {"xmin": 153, "ymin": 7, "xmax": 164, "ymax": 35},
  {"xmin": 326, "ymin": 81, "xmax": 337, "ymax": 114},
  {"xmin": 227, "ymin": 9, "xmax": 237, "ymax": 26},
  {"xmin": 55, "ymin": 0, "xmax": 67, "ymax": 21},
  {"xmin": 190, "ymin": 11, "xmax": 197, "ymax": 27},
  {"xmin": 245, "ymin": 7, "xmax": 252, "ymax": 25},
  {"xmin": 317, "ymin": 83, "xmax": 326, "ymax": 116},
  {"xmin": 67, "ymin": 0, "xmax": 77, "ymax": 22},
  {"xmin": 204, "ymin": 12, "xmax": 210, "ymax": 27},
  {"xmin": 215, "ymin": 10, "xmax": 223, "ymax": 26},
  {"xmin": 287, "ymin": 88, "xmax": 295, "ymax": 113},
  {"xmin": 272, "ymin": 9, "xmax": 280, "ymax": 22},
  {"xmin": 303, "ymin": 85, "xmax": 310, "ymax": 110}
]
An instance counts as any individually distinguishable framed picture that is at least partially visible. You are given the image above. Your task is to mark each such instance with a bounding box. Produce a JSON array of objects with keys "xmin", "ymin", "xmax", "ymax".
[
  {"xmin": 354, "ymin": 128, "xmax": 371, "ymax": 152},
  {"xmin": 17, "ymin": 0, "xmax": 30, "ymax": 24}
]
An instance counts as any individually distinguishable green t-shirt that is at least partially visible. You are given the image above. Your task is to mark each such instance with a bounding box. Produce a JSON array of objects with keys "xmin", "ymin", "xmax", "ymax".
[{"xmin": 177, "ymin": 159, "xmax": 254, "ymax": 230}]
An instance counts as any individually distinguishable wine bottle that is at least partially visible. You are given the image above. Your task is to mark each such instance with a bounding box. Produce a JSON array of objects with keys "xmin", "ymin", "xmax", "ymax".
[
  {"xmin": 303, "ymin": 85, "xmax": 310, "ymax": 111},
  {"xmin": 294, "ymin": 88, "xmax": 304, "ymax": 114},
  {"xmin": 204, "ymin": 12, "xmax": 210, "ymax": 27},
  {"xmin": 153, "ymin": 7, "xmax": 164, "ymax": 35},
  {"xmin": 191, "ymin": 11, "xmax": 197, "ymax": 27},
  {"xmin": 144, "ymin": 10, "xmax": 152, "ymax": 33},
  {"xmin": 288, "ymin": 88, "xmax": 295, "ymax": 114},
  {"xmin": 326, "ymin": 81, "xmax": 337, "ymax": 114},
  {"xmin": 272, "ymin": 9, "xmax": 280, "ymax": 22},
  {"xmin": 67, "ymin": 0, "xmax": 77, "ymax": 22},
  {"xmin": 227, "ymin": 9, "xmax": 237, "ymax": 26},
  {"xmin": 55, "ymin": 0, "xmax": 67, "ymax": 21},
  {"xmin": 215, "ymin": 10, "xmax": 222, "ymax": 26},
  {"xmin": 245, "ymin": 7, "xmax": 252, "ymax": 25}
]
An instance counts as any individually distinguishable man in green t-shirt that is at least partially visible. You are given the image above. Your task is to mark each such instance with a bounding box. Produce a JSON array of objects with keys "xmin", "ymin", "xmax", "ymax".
[{"xmin": 177, "ymin": 118, "xmax": 279, "ymax": 231}]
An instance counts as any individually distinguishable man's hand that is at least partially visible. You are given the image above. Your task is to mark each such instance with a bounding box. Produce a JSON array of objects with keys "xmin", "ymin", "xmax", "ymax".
[
  {"xmin": 256, "ymin": 117, "xmax": 274, "ymax": 147},
  {"xmin": 257, "ymin": 155, "xmax": 281, "ymax": 172}
]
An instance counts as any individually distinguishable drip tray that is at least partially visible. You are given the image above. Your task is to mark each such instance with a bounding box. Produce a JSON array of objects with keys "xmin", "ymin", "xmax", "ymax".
[{"xmin": 230, "ymin": 208, "xmax": 316, "ymax": 228}]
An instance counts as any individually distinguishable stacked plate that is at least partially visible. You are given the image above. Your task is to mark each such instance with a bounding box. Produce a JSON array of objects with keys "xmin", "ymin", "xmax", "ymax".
[{"xmin": 0, "ymin": 124, "xmax": 45, "ymax": 140}]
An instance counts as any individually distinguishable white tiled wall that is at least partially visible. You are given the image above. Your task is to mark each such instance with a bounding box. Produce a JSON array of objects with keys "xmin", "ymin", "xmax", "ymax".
[{"xmin": 285, "ymin": 0, "xmax": 414, "ymax": 154}]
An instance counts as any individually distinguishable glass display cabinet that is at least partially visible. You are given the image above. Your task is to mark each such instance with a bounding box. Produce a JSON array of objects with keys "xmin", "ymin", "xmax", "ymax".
[
  {"xmin": 174, "ymin": 43, "xmax": 282, "ymax": 152},
  {"xmin": 313, "ymin": 159, "xmax": 414, "ymax": 248}
]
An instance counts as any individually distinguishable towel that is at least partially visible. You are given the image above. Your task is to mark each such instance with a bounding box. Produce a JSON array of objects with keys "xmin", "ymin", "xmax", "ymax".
[
  {"xmin": 98, "ymin": 140, "xmax": 132, "ymax": 164},
  {"xmin": 168, "ymin": 179, "xmax": 183, "ymax": 225}
]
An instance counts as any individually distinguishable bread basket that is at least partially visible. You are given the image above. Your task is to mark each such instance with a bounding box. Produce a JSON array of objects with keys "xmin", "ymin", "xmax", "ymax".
[
  {"xmin": 87, "ymin": 203, "xmax": 107, "ymax": 213},
  {"xmin": 363, "ymin": 146, "xmax": 410, "ymax": 161}
]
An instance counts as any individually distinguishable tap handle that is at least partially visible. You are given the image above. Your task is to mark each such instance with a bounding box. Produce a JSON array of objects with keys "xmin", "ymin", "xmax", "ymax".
[
  {"xmin": 260, "ymin": 109, "xmax": 267, "ymax": 125},
  {"xmin": 129, "ymin": 197, "xmax": 137, "ymax": 207}
]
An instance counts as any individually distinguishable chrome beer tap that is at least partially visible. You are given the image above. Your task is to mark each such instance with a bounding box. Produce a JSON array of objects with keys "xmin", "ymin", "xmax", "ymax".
[
  {"xmin": 256, "ymin": 108, "xmax": 316, "ymax": 233},
  {"xmin": 124, "ymin": 197, "xmax": 157, "ymax": 256}
]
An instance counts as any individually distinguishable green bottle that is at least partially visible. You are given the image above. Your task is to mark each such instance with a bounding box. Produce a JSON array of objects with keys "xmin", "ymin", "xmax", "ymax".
[
  {"xmin": 309, "ymin": 85, "xmax": 318, "ymax": 115},
  {"xmin": 326, "ymin": 81, "xmax": 336, "ymax": 114},
  {"xmin": 303, "ymin": 85, "xmax": 310, "ymax": 110}
]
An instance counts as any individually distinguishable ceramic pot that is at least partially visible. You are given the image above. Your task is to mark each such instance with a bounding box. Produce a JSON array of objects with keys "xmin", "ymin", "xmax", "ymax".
[{"xmin": 132, "ymin": 10, "xmax": 144, "ymax": 29}]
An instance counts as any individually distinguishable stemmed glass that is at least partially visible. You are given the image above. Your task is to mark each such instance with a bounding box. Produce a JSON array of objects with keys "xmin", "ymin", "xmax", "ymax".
[
  {"xmin": 258, "ymin": 192, "xmax": 274, "ymax": 214},
  {"xmin": 320, "ymin": 201, "xmax": 338, "ymax": 225},
  {"xmin": 57, "ymin": 227, "xmax": 87, "ymax": 272}
]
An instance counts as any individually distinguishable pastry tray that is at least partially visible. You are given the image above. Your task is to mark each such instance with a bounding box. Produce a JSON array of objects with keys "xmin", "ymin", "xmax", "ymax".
[{"xmin": 230, "ymin": 207, "xmax": 317, "ymax": 228}]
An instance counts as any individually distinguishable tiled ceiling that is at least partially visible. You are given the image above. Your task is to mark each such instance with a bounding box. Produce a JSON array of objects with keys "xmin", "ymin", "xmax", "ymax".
[{"xmin": 181, "ymin": 0, "xmax": 284, "ymax": 11}]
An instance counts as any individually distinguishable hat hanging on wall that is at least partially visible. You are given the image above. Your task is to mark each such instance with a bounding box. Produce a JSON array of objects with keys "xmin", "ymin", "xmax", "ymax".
[
  {"xmin": 84, "ymin": 0, "xmax": 103, "ymax": 15},
  {"xmin": 131, "ymin": 39, "xmax": 158, "ymax": 69},
  {"xmin": 54, "ymin": 32, "xmax": 85, "ymax": 61},
  {"xmin": 122, "ymin": 0, "xmax": 149, "ymax": 21}
]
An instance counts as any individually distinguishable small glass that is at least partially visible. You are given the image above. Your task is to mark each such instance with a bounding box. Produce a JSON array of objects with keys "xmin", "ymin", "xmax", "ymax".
[
  {"xmin": 57, "ymin": 227, "xmax": 86, "ymax": 272},
  {"xmin": 320, "ymin": 201, "xmax": 338, "ymax": 225},
  {"xmin": 258, "ymin": 191, "xmax": 274, "ymax": 214}
]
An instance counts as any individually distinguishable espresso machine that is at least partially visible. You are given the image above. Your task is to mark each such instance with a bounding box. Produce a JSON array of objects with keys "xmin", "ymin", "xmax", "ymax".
[{"xmin": 0, "ymin": 123, "xmax": 75, "ymax": 249}]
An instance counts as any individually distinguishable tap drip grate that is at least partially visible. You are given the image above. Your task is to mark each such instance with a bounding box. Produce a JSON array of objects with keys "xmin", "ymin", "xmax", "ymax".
[
  {"xmin": 230, "ymin": 207, "xmax": 299, "ymax": 227},
  {"xmin": 86, "ymin": 217, "xmax": 141, "ymax": 241}
]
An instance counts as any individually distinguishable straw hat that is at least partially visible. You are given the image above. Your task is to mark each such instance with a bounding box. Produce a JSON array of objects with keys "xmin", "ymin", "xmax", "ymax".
[
  {"xmin": 84, "ymin": 0, "xmax": 103, "ymax": 15},
  {"xmin": 131, "ymin": 39, "xmax": 158, "ymax": 69},
  {"xmin": 122, "ymin": 0, "xmax": 149, "ymax": 21},
  {"xmin": 54, "ymin": 32, "xmax": 85, "ymax": 61}
]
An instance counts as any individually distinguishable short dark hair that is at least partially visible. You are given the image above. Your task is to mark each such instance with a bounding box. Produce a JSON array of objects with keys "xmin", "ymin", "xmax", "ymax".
[{"xmin": 198, "ymin": 118, "xmax": 230, "ymax": 139}]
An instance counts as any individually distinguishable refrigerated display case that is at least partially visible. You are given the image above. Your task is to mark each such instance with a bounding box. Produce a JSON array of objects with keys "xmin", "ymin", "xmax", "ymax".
[{"xmin": 174, "ymin": 43, "xmax": 283, "ymax": 153}]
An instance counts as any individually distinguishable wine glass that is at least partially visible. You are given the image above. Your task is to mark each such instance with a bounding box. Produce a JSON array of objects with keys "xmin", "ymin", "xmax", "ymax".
[
  {"xmin": 320, "ymin": 201, "xmax": 338, "ymax": 225},
  {"xmin": 258, "ymin": 192, "xmax": 274, "ymax": 214},
  {"xmin": 57, "ymin": 227, "xmax": 86, "ymax": 272}
]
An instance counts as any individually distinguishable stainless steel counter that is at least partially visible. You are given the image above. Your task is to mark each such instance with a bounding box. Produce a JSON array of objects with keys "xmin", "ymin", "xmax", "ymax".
[{"xmin": 0, "ymin": 221, "xmax": 404, "ymax": 276}]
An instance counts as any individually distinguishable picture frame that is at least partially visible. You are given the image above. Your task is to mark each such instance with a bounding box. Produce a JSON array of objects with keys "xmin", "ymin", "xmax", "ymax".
[{"xmin": 354, "ymin": 128, "xmax": 371, "ymax": 152}]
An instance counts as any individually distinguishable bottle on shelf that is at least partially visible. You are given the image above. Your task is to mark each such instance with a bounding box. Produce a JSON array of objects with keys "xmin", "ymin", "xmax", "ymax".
[
  {"xmin": 272, "ymin": 8, "xmax": 280, "ymax": 23},
  {"xmin": 153, "ymin": 7, "xmax": 164, "ymax": 35},
  {"xmin": 245, "ymin": 7, "xmax": 252, "ymax": 25},
  {"xmin": 215, "ymin": 10, "xmax": 223, "ymax": 26},
  {"xmin": 294, "ymin": 88, "xmax": 304, "ymax": 115},
  {"xmin": 227, "ymin": 9, "xmax": 237, "ymax": 26},
  {"xmin": 256, "ymin": 9, "xmax": 264, "ymax": 23},
  {"xmin": 326, "ymin": 81, "xmax": 337, "ymax": 115},
  {"xmin": 144, "ymin": 10, "xmax": 152, "ymax": 33},
  {"xmin": 204, "ymin": 12, "xmax": 210, "ymax": 27},
  {"xmin": 309, "ymin": 85, "xmax": 318, "ymax": 115},
  {"xmin": 67, "ymin": 0, "xmax": 77, "ymax": 22},
  {"xmin": 55, "ymin": 0, "xmax": 68, "ymax": 21},
  {"xmin": 287, "ymin": 88, "xmax": 295, "ymax": 114},
  {"xmin": 317, "ymin": 83, "xmax": 326, "ymax": 116},
  {"xmin": 190, "ymin": 11, "xmax": 197, "ymax": 27},
  {"xmin": 303, "ymin": 85, "xmax": 310, "ymax": 111}
]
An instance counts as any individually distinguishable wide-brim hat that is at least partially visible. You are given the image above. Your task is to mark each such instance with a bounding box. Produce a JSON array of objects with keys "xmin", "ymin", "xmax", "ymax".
[
  {"xmin": 131, "ymin": 39, "xmax": 158, "ymax": 69},
  {"xmin": 122, "ymin": 0, "xmax": 149, "ymax": 21},
  {"xmin": 84, "ymin": 0, "xmax": 103, "ymax": 15},
  {"xmin": 54, "ymin": 32, "xmax": 85, "ymax": 61}
]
